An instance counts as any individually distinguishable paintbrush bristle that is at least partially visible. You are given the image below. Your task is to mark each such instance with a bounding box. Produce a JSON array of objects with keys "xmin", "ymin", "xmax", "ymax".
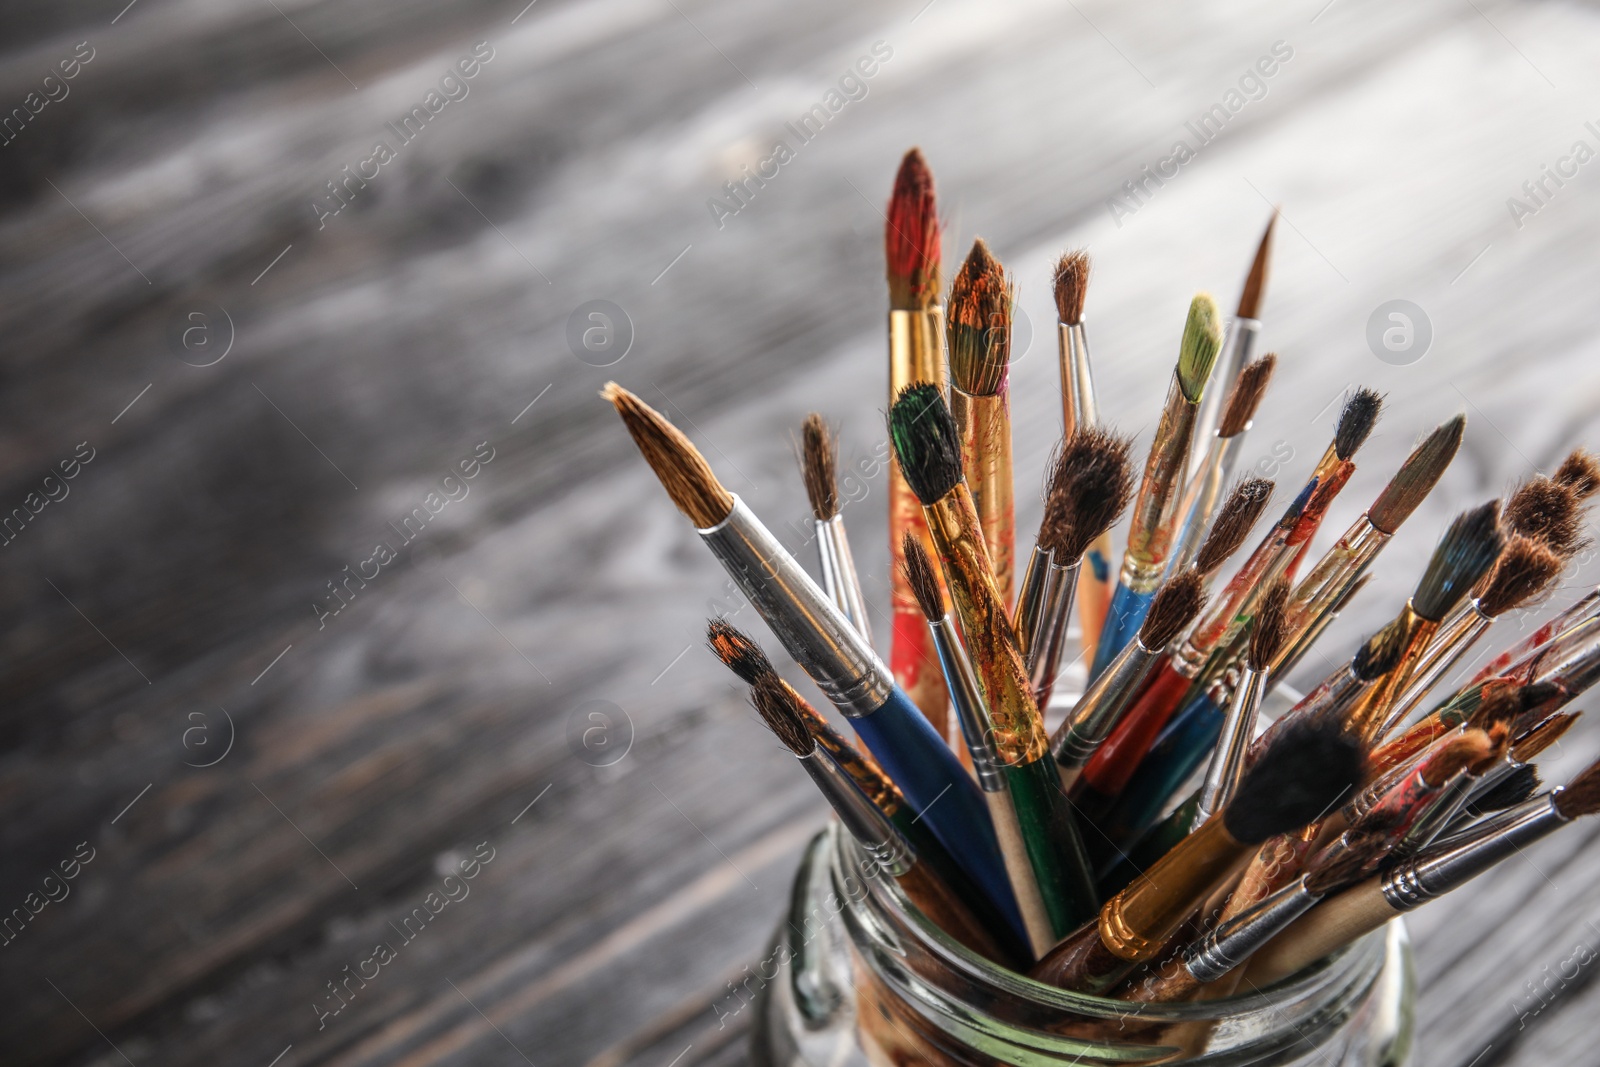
[
  {"xmin": 1218, "ymin": 354, "xmax": 1277, "ymax": 438},
  {"xmin": 1466, "ymin": 679, "xmax": 1522, "ymax": 731},
  {"xmin": 1477, "ymin": 535, "xmax": 1562, "ymax": 617},
  {"xmin": 603, "ymin": 382, "xmax": 733, "ymax": 528},
  {"xmin": 1354, "ymin": 619, "xmax": 1408, "ymax": 680},
  {"xmin": 1512, "ymin": 711, "xmax": 1578, "ymax": 762},
  {"xmin": 1555, "ymin": 448, "xmax": 1600, "ymax": 500},
  {"xmin": 1472, "ymin": 723, "xmax": 1512, "ymax": 776},
  {"xmin": 947, "ymin": 238, "xmax": 1012, "ymax": 397},
  {"xmin": 800, "ymin": 414, "xmax": 839, "ymax": 522},
  {"xmin": 1369, "ymin": 415, "xmax": 1466, "ymax": 535},
  {"xmin": 901, "ymin": 531, "xmax": 945, "ymax": 622},
  {"xmin": 1249, "ymin": 578, "xmax": 1290, "ymax": 670},
  {"xmin": 1176, "ymin": 293, "xmax": 1223, "ymax": 402},
  {"xmin": 1334, "ymin": 388, "xmax": 1384, "ymax": 461},
  {"xmin": 1224, "ymin": 717, "xmax": 1365, "ymax": 844},
  {"xmin": 1505, "ymin": 476, "xmax": 1585, "ymax": 559},
  {"xmin": 885, "ymin": 148, "xmax": 941, "ymax": 310},
  {"xmin": 1043, "ymin": 427, "xmax": 1136, "ymax": 560},
  {"xmin": 1236, "ymin": 210, "xmax": 1277, "ymax": 320},
  {"xmin": 1139, "ymin": 569, "xmax": 1207, "ymax": 650},
  {"xmin": 1464, "ymin": 764, "xmax": 1541, "ymax": 817},
  {"xmin": 1304, "ymin": 829, "xmax": 1388, "ymax": 896},
  {"xmin": 707, "ymin": 618, "xmax": 776, "ymax": 685},
  {"xmin": 1195, "ymin": 478, "xmax": 1274, "ymax": 575},
  {"xmin": 1420, "ymin": 729, "xmax": 1493, "ymax": 788},
  {"xmin": 1053, "ymin": 250, "xmax": 1090, "ymax": 325},
  {"xmin": 751, "ymin": 674, "xmax": 816, "ymax": 757},
  {"xmin": 1554, "ymin": 756, "xmax": 1600, "ymax": 819},
  {"xmin": 1412, "ymin": 501, "xmax": 1506, "ymax": 621},
  {"xmin": 889, "ymin": 383, "xmax": 963, "ymax": 505}
]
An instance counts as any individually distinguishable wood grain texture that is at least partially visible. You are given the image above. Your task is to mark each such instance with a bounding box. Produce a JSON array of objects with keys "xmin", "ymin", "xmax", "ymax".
[{"xmin": 3, "ymin": 0, "xmax": 1600, "ymax": 1065}]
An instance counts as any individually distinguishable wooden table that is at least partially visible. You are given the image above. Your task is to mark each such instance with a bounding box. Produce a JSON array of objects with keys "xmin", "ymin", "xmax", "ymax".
[{"xmin": 3, "ymin": 0, "xmax": 1600, "ymax": 1063}]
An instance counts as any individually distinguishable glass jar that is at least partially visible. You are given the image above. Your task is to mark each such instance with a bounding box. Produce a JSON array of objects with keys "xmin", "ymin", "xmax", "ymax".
[{"xmin": 751, "ymin": 822, "xmax": 1414, "ymax": 1067}]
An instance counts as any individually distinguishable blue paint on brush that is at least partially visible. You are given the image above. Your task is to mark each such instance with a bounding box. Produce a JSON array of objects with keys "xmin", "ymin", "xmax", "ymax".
[{"xmin": 1089, "ymin": 584, "xmax": 1155, "ymax": 682}]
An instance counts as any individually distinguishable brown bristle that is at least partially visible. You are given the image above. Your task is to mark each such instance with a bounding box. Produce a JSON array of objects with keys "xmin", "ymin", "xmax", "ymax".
[
  {"xmin": 1369, "ymin": 415, "xmax": 1466, "ymax": 535},
  {"xmin": 750, "ymin": 675, "xmax": 816, "ymax": 757},
  {"xmin": 1511, "ymin": 681, "xmax": 1573, "ymax": 738},
  {"xmin": 1467, "ymin": 679, "xmax": 1523, "ymax": 731},
  {"xmin": 1045, "ymin": 427, "xmax": 1136, "ymax": 560},
  {"xmin": 1477, "ymin": 535, "xmax": 1562, "ymax": 616},
  {"xmin": 1554, "ymin": 756, "xmax": 1600, "ymax": 819},
  {"xmin": 1053, "ymin": 250, "xmax": 1090, "ymax": 325},
  {"xmin": 1248, "ymin": 579, "xmax": 1291, "ymax": 671},
  {"xmin": 947, "ymin": 238, "xmax": 1012, "ymax": 397},
  {"xmin": 1218, "ymin": 354, "xmax": 1277, "ymax": 438},
  {"xmin": 1195, "ymin": 478, "xmax": 1274, "ymax": 575},
  {"xmin": 1469, "ymin": 722, "xmax": 1512, "ymax": 776},
  {"xmin": 1304, "ymin": 830, "xmax": 1387, "ymax": 896},
  {"xmin": 1505, "ymin": 476, "xmax": 1584, "ymax": 558},
  {"xmin": 1512, "ymin": 712, "xmax": 1578, "ymax": 762},
  {"xmin": 885, "ymin": 148, "xmax": 941, "ymax": 310},
  {"xmin": 1235, "ymin": 210, "xmax": 1276, "ymax": 320},
  {"xmin": 1555, "ymin": 448, "xmax": 1600, "ymax": 500},
  {"xmin": 1420, "ymin": 729, "xmax": 1493, "ymax": 789},
  {"xmin": 706, "ymin": 618, "xmax": 776, "ymax": 685},
  {"xmin": 602, "ymin": 383, "xmax": 733, "ymax": 528},
  {"xmin": 901, "ymin": 531, "xmax": 945, "ymax": 622},
  {"xmin": 1138, "ymin": 569, "xmax": 1207, "ymax": 650},
  {"xmin": 800, "ymin": 414, "xmax": 839, "ymax": 521}
]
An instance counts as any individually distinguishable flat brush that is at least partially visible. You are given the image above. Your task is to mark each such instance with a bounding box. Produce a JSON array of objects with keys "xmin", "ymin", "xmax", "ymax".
[
  {"xmin": 1188, "ymin": 212, "xmax": 1275, "ymax": 482},
  {"xmin": 948, "ymin": 239, "xmax": 1017, "ymax": 606},
  {"xmin": 1195, "ymin": 579, "xmax": 1290, "ymax": 823},
  {"xmin": 1091, "ymin": 295, "xmax": 1223, "ymax": 678},
  {"xmin": 1246, "ymin": 755, "xmax": 1600, "ymax": 986},
  {"xmin": 1014, "ymin": 428, "xmax": 1135, "ymax": 707},
  {"xmin": 884, "ymin": 148, "xmax": 951, "ymax": 738},
  {"xmin": 1052, "ymin": 569, "xmax": 1208, "ymax": 792},
  {"xmin": 1166, "ymin": 355, "xmax": 1277, "ymax": 579},
  {"xmin": 1054, "ymin": 251, "xmax": 1117, "ymax": 664},
  {"xmin": 603, "ymin": 383, "xmax": 1010, "ymax": 917},
  {"xmin": 749, "ymin": 675, "xmax": 1010, "ymax": 962},
  {"xmin": 890, "ymin": 383, "xmax": 1098, "ymax": 943},
  {"xmin": 1031, "ymin": 718, "xmax": 1364, "ymax": 994},
  {"xmin": 801, "ymin": 415, "xmax": 872, "ymax": 645}
]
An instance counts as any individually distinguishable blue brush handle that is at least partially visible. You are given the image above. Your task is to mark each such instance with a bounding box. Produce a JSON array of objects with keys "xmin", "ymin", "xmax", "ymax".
[
  {"xmin": 851, "ymin": 686, "xmax": 1025, "ymax": 940},
  {"xmin": 1089, "ymin": 583, "xmax": 1155, "ymax": 683},
  {"xmin": 1093, "ymin": 689, "xmax": 1224, "ymax": 861}
]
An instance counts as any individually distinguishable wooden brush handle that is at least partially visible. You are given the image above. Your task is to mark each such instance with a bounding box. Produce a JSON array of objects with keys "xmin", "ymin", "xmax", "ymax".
[
  {"xmin": 986, "ymin": 789, "xmax": 1054, "ymax": 959},
  {"xmin": 1027, "ymin": 922, "xmax": 1136, "ymax": 994},
  {"xmin": 895, "ymin": 861, "xmax": 1013, "ymax": 967},
  {"xmin": 1241, "ymin": 877, "xmax": 1391, "ymax": 985}
]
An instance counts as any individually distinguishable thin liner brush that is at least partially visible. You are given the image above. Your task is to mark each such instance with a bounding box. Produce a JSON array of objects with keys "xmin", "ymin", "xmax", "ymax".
[
  {"xmin": 1246, "ymin": 755, "xmax": 1600, "ymax": 986},
  {"xmin": 948, "ymin": 239, "xmax": 1018, "ymax": 606},
  {"xmin": 1188, "ymin": 212, "xmax": 1276, "ymax": 482},
  {"xmin": 1091, "ymin": 294, "xmax": 1223, "ymax": 679},
  {"xmin": 749, "ymin": 675, "xmax": 1011, "ymax": 962},
  {"xmin": 801, "ymin": 415, "xmax": 872, "ymax": 645},
  {"xmin": 1032, "ymin": 719, "xmax": 1364, "ymax": 994},
  {"xmin": 1054, "ymin": 251, "xmax": 1117, "ymax": 663},
  {"xmin": 884, "ymin": 148, "xmax": 951, "ymax": 738},
  {"xmin": 904, "ymin": 532, "xmax": 1052, "ymax": 956},
  {"xmin": 890, "ymin": 384, "xmax": 1098, "ymax": 941},
  {"xmin": 1166, "ymin": 355, "xmax": 1278, "ymax": 578},
  {"xmin": 1195, "ymin": 579, "xmax": 1290, "ymax": 822},
  {"xmin": 603, "ymin": 383, "xmax": 1014, "ymax": 920}
]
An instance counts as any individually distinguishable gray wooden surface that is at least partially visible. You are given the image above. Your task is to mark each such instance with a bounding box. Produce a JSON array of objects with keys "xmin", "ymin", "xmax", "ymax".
[{"xmin": 3, "ymin": 0, "xmax": 1600, "ymax": 1064}]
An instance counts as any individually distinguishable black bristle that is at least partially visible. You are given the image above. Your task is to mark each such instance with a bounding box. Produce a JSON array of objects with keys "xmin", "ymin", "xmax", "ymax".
[
  {"xmin": 889, "ymin": 383, "xmax": 963, "ymax": 505},
  {"xmin": 1223, "ymin": 718, "xmax": 1365, "ymax": 844},
  {"xmin": 1412, "ymin": 501, "xmax": 1506, "ymax": 621},
  {"xmin": 1353, "ymin": 619, "xmax": 1407, "ymax": 680},
  {"xmin": 750, "ymin": 675, "xmax": 816, "ymax": 757},
  {"xmin": 1334, "ymin": 388, "xmax": 1384, "ymax": 460},
  {"xmin": 1463, "ymin": 765, "xmax": 1541, "ymax": 818},
  {"xmin": 707, "ymin": 618, "xmax": 775, "ymax": 684}
]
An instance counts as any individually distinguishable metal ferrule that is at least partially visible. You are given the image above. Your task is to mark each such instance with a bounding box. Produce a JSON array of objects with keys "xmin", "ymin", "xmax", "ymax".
[
  {"xmin": 929, "ymin": 616, "xmax": 1006, "ymax": 793},
  {"xmin": 1167, "ymin": 433, "xmax": 1247, "ymax": 579},
  {"xmin": 815, "ymin": 514, "xmax": 873, "ymax": 649},
  {"xmin": 1102, "ymin": 818, "xmax": 1237, "ymax": 961},
  {"xmin": 1030, "ymin": 560, "xmax": 1081, "ymax": 704},
  {"xmin": 701, "ymin": 496, "xmax": 892, "ymax": 716},
  {"xmin": 1057, "ymin": 320, "xmax": 1098, "ymax": 438},
  {"xmin": 799, "ymin": 749, "xmax": 913, "ymax": 878},
  {"xmin": 1385, "ymin": 599, "xmax": 1491, "ymax": 733},
  {"xmin": 1470, "ymin": 587, "xmax": 1600, "ymax": 686},
  {"xmin": 1051, "ymin": 637, "xmax": 1162, "ymax": 769},
  {"xmin": 1381, "ymin": 792, "xmax": 1565, "ymax": 911},
  {"xmin": 1348, "ymin": 603, "xmax": 1429, "ymax": 742},
  {"xmin": 1184, "ymin": 877, "xmax": 1317, "ymax": 984},
  {"xmin": 1394, "ymin": 768, "xmax": 1481, "ymax": 856},
  {"xmin": 1014, "ymin": 545, "xmax": 1053, "ymax": 663},
  {"xmin": 954, "ymin": 390, "xmax": 1015, "ymax": 605},
  {"xmin": 1187, "ymin": 316, "xmax": 1259, "ymax": 483},
  {"xmin": 1287, "ymin": 516, "xmax": 1386, "ymax": 637},
  {"xmin": 1197, "ymin": 664, "xmax": 1268, "ymax": 821},
  {"xmin": 1123, "ymin": 372, "xmax": 1197, "ymax": 581}
]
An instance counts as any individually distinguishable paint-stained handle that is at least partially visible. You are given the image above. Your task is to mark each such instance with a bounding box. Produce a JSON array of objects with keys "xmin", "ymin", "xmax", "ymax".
[{"xmin": 1089, "ymin": 584, "xmax": 1155, "ymax": 683}]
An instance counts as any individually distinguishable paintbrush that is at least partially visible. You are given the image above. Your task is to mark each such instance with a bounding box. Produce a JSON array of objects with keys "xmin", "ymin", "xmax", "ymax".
[
  {"xmin": 801, "ymin": 415, "xmax": 873, "ymax": 644},
  {"xmin": 885, "ymin": 148, "xmax": 951, "ymax": 737},
  {"xmin": 1054, "ymin": 251, "xmax": 1117, "ymax": 663},
  {"xmin": 1014, "ymin": 428, "xmax": 1135, "ymax": 707},
  {"xmin": 1504, "ymin": 475, "xmax": 1587, "ymax": 560},
  {"xmin": 748, "ymin": 673, "xmax": 1012, "ymax": 962},
  {"xmin": 1032, "ymin": 717, "xmax": 1364, "ymax": 994},
  {"xmin": 1090, "ymin": 294, "xmax": 1223, "ymax": 678},
  {"xmin": 1556, "ymin": 447, "xmax": 1600, "ymax": 500},
  {"xmin": 1245, "ymin": 755, "xmax": 1600, "ymax": 986},
  {"xmin": 1455, "ymin": 710, "xmax": 1575, "ymax": 823},
  {"xmin": 948, "ymin": 238, "xmax": 1017, "ymax": 606},
  {"xmin": 1195, "ymin": 579, "xmax": 1291, "ymax": 823},
  {"xmin": 1188, "ymin": 213, "xmax": 1276, "ymax": 483},
  {"xmin": 603, "ymin": 383, "xmax": 1009, "ymax": 914},
  {"xmin": 889, "ymin": 383, "xmax": 1099, "ymax": 943}
]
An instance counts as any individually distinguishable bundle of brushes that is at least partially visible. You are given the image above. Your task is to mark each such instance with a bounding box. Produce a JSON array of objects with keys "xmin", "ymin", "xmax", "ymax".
[{"xmin": 600, "ymin": 146, "xmax": 1600, "ymax": 1028}]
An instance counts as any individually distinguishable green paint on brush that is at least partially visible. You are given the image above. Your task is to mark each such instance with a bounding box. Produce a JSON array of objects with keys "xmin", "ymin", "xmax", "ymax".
[{"xmin": 1177, "ymin": 293, "xmax": 1223, "ymax": 403}]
